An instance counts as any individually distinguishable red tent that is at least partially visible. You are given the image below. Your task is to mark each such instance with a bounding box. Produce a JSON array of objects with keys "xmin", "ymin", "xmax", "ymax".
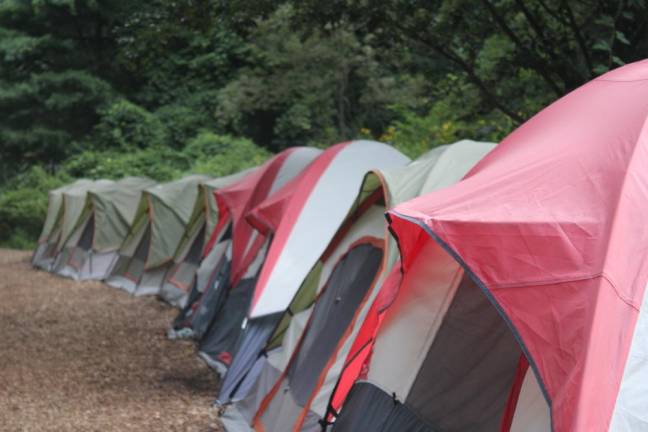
[{"xmin": 333, "ymin": 60, "xmax": 648, "ymax": 431}]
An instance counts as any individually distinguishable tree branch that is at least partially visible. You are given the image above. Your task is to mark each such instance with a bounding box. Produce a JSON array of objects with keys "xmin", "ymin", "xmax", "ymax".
[
  {"xmin": 481, "ymin": 0, "xmax": 564, "ymax": 95},
  {"xmin": 404, "ymin": 27, "xmax": 525, "ymax": 124},
  {"xmin": 608, "ymin": 0, "xmax": 626, "ymax": 69},
  {"xmin": 560, "ymin": 0, "xmax": 595, "ymax": 77}
]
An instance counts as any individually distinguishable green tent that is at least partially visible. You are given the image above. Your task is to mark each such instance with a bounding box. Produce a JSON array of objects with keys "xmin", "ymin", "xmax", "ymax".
[
  {"xmin": 32, "ymin": 179, "xmax": 94, "ymax": 270},
  {"xmin": 105, "ymin": 175, "xmax": 210, "ymax": 296},
  {"xmin": 159, "ymin": 169, "xmax": 256, "ymax": 307},
  {"xmin": 52, "ymin": 177, "xmax": 156, "ymax": 280}
]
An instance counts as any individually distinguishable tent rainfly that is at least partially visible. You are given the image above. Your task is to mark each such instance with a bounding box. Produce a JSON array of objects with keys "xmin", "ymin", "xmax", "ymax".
[
  {"xmin": 159, "ymin": 169, "xmax": 257, "ymax": 307},
  {"xmin": 171, "ymin": 147, "xmax": 321, "ymax": 347},
  {"xmin": 220, "ymin": 140, "xmax": 495, "ymax": 431},
  {"xmin": 105, "ymin": 175, "xmax": 210, "ymax": 296},
  {"xmin": 333, "ymin": 60, "xmax": 648, "ymax": 432},
  {"xmin": 32, "ymin": 179, "xmax": 94, "ymax": 270},
  {"xmin": 52, "ymin": 177, "xmax": 156, "ymax": 280},
  {"xmin": 204, "ymin": 140, "xmax": 409, "ymax": 405}
]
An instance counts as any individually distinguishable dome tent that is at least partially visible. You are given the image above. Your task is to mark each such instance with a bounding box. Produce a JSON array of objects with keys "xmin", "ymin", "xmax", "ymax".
[
  {"xmin": 159, "ymin": 169, "xmax": 257, "ymax": 307},
  {"xmin": 32, "ymin": 179, "xmax": 94, "ymax": 270},
  {"xmin": 206, "ymin": 140, "xmax": 411, "ymax": 425},
  {"xmin": 220, "ymin": 140, "xmax": 495, "ymax": 431},
  {"xmin": 105, "ymin": 175, "xmax": 210, "ymax": 296},
  {"xmin": 334, "ymin": 60, "xmax": 648, "ymax": 432},
  {"xmin": 196, "ymin": 141, "xmax": 409, "ymax": 376},
  {"xmin": 171, "ymin": 147, "xmax": 321, "ymax": 346},
  {"xmin": 52, "ymin": 177, "xmax": 156, "ymax": 280}
]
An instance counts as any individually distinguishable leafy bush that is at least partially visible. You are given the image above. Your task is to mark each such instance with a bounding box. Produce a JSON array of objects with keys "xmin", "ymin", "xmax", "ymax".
[
  {"xmin": 184, "ymin": 132, "xmax": 271, "ymax": 177},
  {"xmin": 155, "ymin": 103, "xmax": 214, "ymax": 149},
  {"xmin": 62, "ymin": 147, "xmax": 188, "ymax": 182},
  {"xmin": 383, "ymin": 74, "xmax": 514, "ymax": 158},
  {"xmin": 0, "ymin": 166, "xmax": 70, "ymax": 249},
  {"xmin": 92, "ymin": 99, "xmax": 169, "ymax": 150}
]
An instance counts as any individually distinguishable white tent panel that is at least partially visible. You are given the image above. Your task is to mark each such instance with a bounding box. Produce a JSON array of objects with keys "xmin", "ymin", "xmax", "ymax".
[
  {"xmin": 366, "ymin": 239, "xmax": 463, "ymax": 400},
  {"xmin": 269, "ymin": 147, "xmax": 322, "ymax": 195},
  {"xmin": 510, "ymin": 368, "xmax": 551, "ymax": 432},
  {"xmin": 250, "ymin": 141, "xmax": 409, "ymax": 318},
  {"xmin": 610, "ymin": 281, "xmax": 648, "ymax": 431}
]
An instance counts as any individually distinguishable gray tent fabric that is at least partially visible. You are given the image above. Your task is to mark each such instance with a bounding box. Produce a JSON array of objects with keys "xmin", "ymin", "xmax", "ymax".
[
  {"xmin": 51, "ymin": 177, "xmax": 156, "ymax": 280},
  {"xmin": 189, "ymin": 256, "xmax": 232, "ymax": 340},
  {"xmin": 198, "ymin": 276, "xmax": 258, "ymax": 369},
  {"xmin": 218, "ymin": 313, "xmax": 281, "ymax": 404},
  {"xmin": 404, "ymin": 275, "xmax": 520, "ymax": 431},
  {"xmin": 332, "ymin": 381, "xmax": 434, "ymax": 432},
  {"xmin": 231, "ymin": 140, "xmax": 496, "ymax": 431},
  {"xmin": 333, "ymin": 275, "xmax": 520, "ymax": 432},
  {"xmin": 108, "ymin": 224, "xmax": 151, "ymax": 293},
  {"xmin": 51, "ymin": 179, "xmax": 116, "ymax": 277},
  {"xmin": 106, "ymin": 175, "xmax": 208, "ymax": 295},
  {"xmin": 32, "ymin": 179, "xmax": 94, "ymax": 269},
  {"xmin": 287, "ymin": 244, "xmax": 383, "ymax": 405},
  {"xmin": 172, "ymin": 226, "xmax": 234, "ymax": 332},
  {"xmin": 196, "ymin": 237, "xmax": 270, "ymax": 372},
  {"xmin": 159, "ymin": 224, "xmax": 206, "ymax": 306},
  {"xmin": 255, "ymin": 244, "xmax": 383, "ymax": 431},
  {"xmin": 160, "ymin": 170, "xmax": 256, "ymax": 307}
]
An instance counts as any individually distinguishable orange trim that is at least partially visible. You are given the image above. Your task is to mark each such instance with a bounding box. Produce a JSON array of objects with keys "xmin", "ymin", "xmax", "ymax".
[
  {"xmin": 293, "ymin": 249, "xmax": 385, "ymax": 430},
  {"xmin": 66, "ymin": 247, "xmax": 84, "ymax": 271},
  {"xmin": 123, "ymin": 261, "xmax": 143, "ymax": 282},
  {"xmin": 253, "ymin": 237, "xmax": 384, "ymax": 429},
  {"xmin": 167, "ymin": 263, "xmax": 193, "ymax": 292}
]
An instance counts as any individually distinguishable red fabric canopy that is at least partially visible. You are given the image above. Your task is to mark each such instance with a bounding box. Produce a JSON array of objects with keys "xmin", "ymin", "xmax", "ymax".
[
  {"xmin": 204, "ymin": 148, "xmax": 315, "ymax": 286},
  {"xmin": 388, "ymin": 60, "xmax": 648, "ymax": 431},
  {"xmin": 246, "ymin": 171, "xmax": 302, "ymax": 236}
]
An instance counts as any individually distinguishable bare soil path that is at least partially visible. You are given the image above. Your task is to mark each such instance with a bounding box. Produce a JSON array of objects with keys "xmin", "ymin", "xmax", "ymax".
[{"xmin": 0, "ymin": 249, "xmax": 221, "ymax": 431}]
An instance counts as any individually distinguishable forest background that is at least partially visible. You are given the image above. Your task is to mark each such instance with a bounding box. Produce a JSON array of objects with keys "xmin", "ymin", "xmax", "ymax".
[{"xmin": 1, "ymin": 0, "xmax": 646, "ymax": 248}]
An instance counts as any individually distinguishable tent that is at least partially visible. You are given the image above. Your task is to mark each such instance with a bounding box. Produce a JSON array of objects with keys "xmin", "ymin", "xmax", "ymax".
[
  {"xmin": 171, "ymin": 147, "xmax": 321, "ymax": 346},
  {"xmin": 159, "ymin": 169, "xmax": 256, "ymax": 307},
  {"xmin": 50, "ymin": 179, "xmax": 115, "ymax": 271},
  {"xmin": 221, "ymin": 141, "xmax": 495, "ymax": 431},
  {"xmin": 206, "ymin": 140, "xmax": 409, "ymax": 409},
  {"xmin": 32, "ymin": 179, "xmax": 93, "ymax": 270},
  {"xmin": 52, "ymin": 177, "xmax": 156, "ymax": 280},
  {"xmin": 332, "ymin": 60, "xmax": 648, "ymax": 432},
  {"xmin": 105, "ymin": 175, "xmax": 210, "ymax": 296}
]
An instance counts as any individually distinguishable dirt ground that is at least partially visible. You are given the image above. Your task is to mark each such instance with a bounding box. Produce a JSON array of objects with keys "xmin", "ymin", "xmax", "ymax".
[{"xmin": 0, "ymin": 249, "xmax": 223, "ymax": 432}]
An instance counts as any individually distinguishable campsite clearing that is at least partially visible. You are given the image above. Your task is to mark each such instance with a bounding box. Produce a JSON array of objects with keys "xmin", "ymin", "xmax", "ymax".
[{"xmin": 0, "ymin": 249, "xmax": 222, "ymax": 431}]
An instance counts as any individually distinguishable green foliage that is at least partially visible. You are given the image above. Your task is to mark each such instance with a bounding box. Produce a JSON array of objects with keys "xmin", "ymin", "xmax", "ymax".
[
  {"xmin": 92, "ymin": 99, "xmax": 168, "ymax": 150},
  {"xmin": 184, "ymin": 132, "xmax": 271, "ymax": 177},
  {"xmin": 154, "ymin": 103, "xmax": 214, "ymax": 149},
  {"xmin": 0, "ymin": 166, "xmax": 70, "ymax": 249},
  {"xmin": 0, "ymin": 70, "xmax": 114, "ymax": 175},
  {"xmin": 2, "ymin": 0, "xmax": 648, "ymax": 248},
  {"xmin": 216, "ymin": 4, "xmax": 426, "ymax": 150},
  {"xmin": 62, "ymin": 147, "xmax": 186, "ymax": 182}
]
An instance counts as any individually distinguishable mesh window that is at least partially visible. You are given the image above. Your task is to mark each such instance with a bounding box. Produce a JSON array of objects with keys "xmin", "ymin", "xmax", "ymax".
[
  {"xmin": 287, "ymin": 243, "xmax": 383, "ymax": 406},
  {"xmin": 405, "ymin": 275, "xmax": 521, "ymax": 431}
]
